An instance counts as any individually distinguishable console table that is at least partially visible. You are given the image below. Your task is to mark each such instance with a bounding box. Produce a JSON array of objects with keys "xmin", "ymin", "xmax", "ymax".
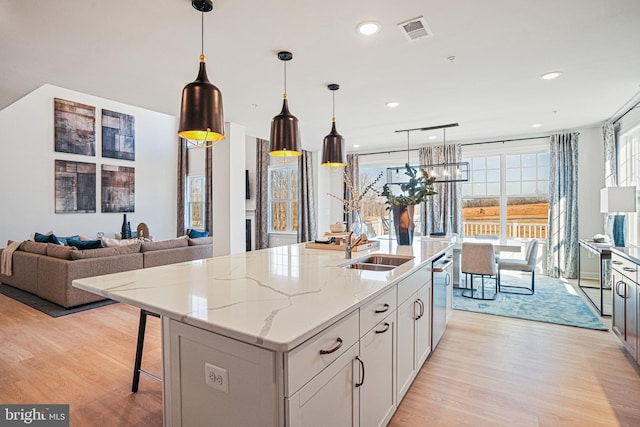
[{"xmin": 578, "ymin": 239, "xmax": 612, "ymax": 316}]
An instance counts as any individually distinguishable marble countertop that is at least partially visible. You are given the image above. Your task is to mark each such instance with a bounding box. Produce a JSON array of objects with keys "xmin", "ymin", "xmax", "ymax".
[
  {"xmin": 73, "ymin": 239, "xmax": 452, "ymax": 351},
  {"xmin": 611, "ymin": 245, "xmax": 640, "ymax": 265}
]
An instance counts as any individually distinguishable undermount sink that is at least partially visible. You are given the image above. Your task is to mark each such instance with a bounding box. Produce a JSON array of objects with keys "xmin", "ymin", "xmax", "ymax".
[{"xmin": 342, "ymin": 254, "xmax": 415, "ymax": 272}]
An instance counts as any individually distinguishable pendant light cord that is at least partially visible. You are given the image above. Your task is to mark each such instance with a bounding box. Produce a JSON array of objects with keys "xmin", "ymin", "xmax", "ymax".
[
  {"xmin": 407, "ymin": 131, "xmax": 410, "ymax": 165},
  {"xmin": 332, "ymin": 90, "xmax": 336, "ymax": 121},
  {"xmin": 283, "ymin": 60, "xmax": 287, "ymax": 97},
  {"xmin": 201, "ymin": 10, "xmax": 204, "ymax": 56}
]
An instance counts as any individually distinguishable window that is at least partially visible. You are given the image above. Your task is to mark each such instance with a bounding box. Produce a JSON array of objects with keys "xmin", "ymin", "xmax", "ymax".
[
  {"xmin": 268, "ymin": 165, "xmax": 298, "ymax": 233},
  {"xmin": 618, "ymin": 125, "xmax": 640, "ymax": 246},
  {"xmin": 462, "ymin": 150, "xmax": 549, "ymax": 239},
  {"xmin": 186, "ymin": 176, "xmax": 205, "ymax": 230}
]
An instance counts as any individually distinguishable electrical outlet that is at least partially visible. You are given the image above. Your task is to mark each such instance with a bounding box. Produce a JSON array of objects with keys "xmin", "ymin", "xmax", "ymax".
[{"xmin": 205, "ymin": 362, "xmax": 229, "ymax": 393}]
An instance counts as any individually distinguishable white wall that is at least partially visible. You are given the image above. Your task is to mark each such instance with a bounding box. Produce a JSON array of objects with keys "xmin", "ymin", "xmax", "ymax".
[
  {"xmin": 577, "ymin": 126, "xmax": 606, "ymax": 240},
  {"xmin": 0, "ymin": 84, "xmax": 178, "ymax": 245}
]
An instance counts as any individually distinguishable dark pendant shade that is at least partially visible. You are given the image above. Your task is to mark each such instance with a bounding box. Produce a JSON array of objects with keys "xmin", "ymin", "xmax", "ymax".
[
  {"xmin": 270, "ymin": 97, "xmax": 301, "ymax": 157},
  {"xmin": 321, "ymin": 121, "xmax": 346, "ymax": 167},
  {"xmin": 178, "ymin": 56, "xmax": 225, "ymax": 144}
]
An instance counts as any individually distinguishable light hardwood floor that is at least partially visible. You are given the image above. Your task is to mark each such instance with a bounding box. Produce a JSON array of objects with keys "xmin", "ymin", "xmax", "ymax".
[{"xmin": 1, "ymin": 292, "xmax": 640, "ymax": 426}]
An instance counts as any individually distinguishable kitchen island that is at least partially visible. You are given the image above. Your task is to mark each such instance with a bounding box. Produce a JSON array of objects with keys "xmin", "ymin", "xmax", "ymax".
[{"xmin": 73, "ymin": 238, "xmax": 453, "ymax": 426}]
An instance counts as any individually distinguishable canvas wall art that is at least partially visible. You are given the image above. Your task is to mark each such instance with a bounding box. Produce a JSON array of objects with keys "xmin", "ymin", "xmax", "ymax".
[
  {"xmin": 102, "ymin": 109, "xmax": 135, "ymax": 160},
  {"xmin": 54, "ymin": 160, "xmax": 96, "ymax": 213},
  {"xmin": 101, "ymin": 164, "xmax": 135, "ymax": 212},
  {"xmin": 54, "ymin": 98, "xmax": 96, "ymax": 156}
]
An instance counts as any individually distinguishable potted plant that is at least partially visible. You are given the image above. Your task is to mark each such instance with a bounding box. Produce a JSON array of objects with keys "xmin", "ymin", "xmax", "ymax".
[{"xmin": 381, "ymin": 163, "xmax": 437, "ymax": 245}]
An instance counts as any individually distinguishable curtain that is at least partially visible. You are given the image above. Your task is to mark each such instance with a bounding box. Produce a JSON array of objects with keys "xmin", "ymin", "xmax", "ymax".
[
  {"xmin": 546, "ymin": 132, "xmax": 580, "ymax": 278},
  {"xmin": 255, "ymin": 138, "xmax": 270, "ymax": 249},
  {"xmin": 418, "ymin": 144, "xmax": 463, "ymax": 236},
  {"xmin": 298, "ymin": 150, "xmax": 317, "ymax": 242},
  {"xmin": 345, "ymin": 154, "xmax": 359, "ymax": 231},
  {"xmin": 204, "ymin": 145, "xmax": 213, "ymax": 235},
  {"xmin": 176, "ymin": 138, "xmax": 188, "ymax": 236},
  {"xmin": 603, "ymin": 121, "xmax": 618, "ymax": 239}
]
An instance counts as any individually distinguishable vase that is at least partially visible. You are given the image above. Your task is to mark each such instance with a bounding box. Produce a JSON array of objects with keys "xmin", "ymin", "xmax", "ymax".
[
  {"xmin": 392, "ymin": 205, "xmax": 415, "ymax": 245},
  {"xmin": 349, "ymin": 211, "xmax": 367, "ymax": 238},
  {"xmin": 121, "ymin": 214, "xmax": 132, "ymax": 239}
]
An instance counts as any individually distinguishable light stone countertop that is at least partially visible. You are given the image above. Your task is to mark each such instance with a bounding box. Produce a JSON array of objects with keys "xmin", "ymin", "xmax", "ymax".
[{"xmin": 73, "ymin": 239, "xmax": 453, "ymax": 351}]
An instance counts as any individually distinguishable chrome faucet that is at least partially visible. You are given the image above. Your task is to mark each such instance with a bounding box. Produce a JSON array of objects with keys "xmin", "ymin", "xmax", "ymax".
[{"xmin": 345, "ymin": 231, "xmax": 354, "ymax": 259}]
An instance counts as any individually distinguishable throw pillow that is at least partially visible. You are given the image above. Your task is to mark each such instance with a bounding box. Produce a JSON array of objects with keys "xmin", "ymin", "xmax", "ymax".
[
  {"xmin": 188, "ymin": 229, "xmax": 209, "ymax": 238},
  {"xmin": 66, "ymin": 238, "xmax": 103, "ymax": 250},
  {"xmin": 100, "ymin": 237, "xmax": 139, "ymax": 248},
  {"xmin": 57, "ymin": 234, "xmax": 80, "ymax": 246},
  {"xmin": 34, "ymin": 232, "xmax": 62, "ymax": 245}
]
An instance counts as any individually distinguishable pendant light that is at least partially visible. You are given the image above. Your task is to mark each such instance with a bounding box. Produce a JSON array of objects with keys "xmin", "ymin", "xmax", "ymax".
[
  {"xmin": 321, "ymin": 84, "xmax": 347, "ymax": 169},
  {"xmin": 178, "ymin": 0, "xmax": 225, "ymax": 148},
  {"xmin": 269, "ymin": 51, "xmax": 301, "ymax": 158}
]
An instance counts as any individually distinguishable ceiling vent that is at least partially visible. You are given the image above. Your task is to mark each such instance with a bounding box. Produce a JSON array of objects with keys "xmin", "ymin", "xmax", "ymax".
[{"xmin": 397, "ymin": 16, "xmax": 432, "ymax": 41}]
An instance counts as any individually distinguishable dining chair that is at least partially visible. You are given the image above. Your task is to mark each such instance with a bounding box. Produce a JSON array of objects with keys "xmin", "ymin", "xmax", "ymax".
[
  {"xmin": 461, "ymin": 242, "xmax": 499, "ymax": 300},
  {"xmin": 498, "ymin": 239, "xmax": 539, "ymax": 295}
]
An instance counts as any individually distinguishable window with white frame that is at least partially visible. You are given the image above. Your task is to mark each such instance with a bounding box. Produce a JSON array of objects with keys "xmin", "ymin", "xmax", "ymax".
[
  {"xmin": 268, "ymin": 165, "xmax": 298, "ymax": 233},
  {"xmin": 186, "ymin": 175, "xmax": 205, "ymax": 231},
  {"xmin": 461, "ymin": 148, "xmax": 550, "ymax": 239},
  {"xmin": 618, "ymin": 124, "xmax": 640, "ymax": 246}
]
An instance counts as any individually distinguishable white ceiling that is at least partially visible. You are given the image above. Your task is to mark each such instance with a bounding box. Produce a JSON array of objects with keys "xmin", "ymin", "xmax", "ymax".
[{"xmin": 1, "ymin": 0, "xmax": 640, "ymax": 152}]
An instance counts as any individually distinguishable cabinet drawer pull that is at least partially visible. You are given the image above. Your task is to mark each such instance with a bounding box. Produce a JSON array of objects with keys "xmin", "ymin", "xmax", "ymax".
[
  {"xmin": 415, "ymin": 299, "xmax": 424, "ymax": 320},
  {"xmin": 355, "ymin": 356, "xmax": 365, "ymax": 388},
  {"xmin": 319, "ymin": 337, "xmax": 343, "ymax": 355},
  {"xmin": 375, "ymin": 322, "xmax": 390, "ymax": 334},
  {"xmin": 374, "ymin": 303, "xmax": 390, "ymax": 314},
  {"xmin": 612, "ymin": 260, "xmax": 623, "ymax": 265},
  {"xmin": 623, "ymin": 267, "xmax": 637, "ymax": 273}
]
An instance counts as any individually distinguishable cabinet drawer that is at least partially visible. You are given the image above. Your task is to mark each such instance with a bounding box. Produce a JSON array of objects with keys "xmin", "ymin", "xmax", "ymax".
[
  {"xmin": 360, "ymin": 286, "xmax": 397, "ymax": 336},
  {"xmin": 286, "ymin": 309, "xmax": 359, "ymax": 396},
  {"xmin": 612, "ymin": 254, "xmax": 639, "ymax": 282},
  {"xmin": 397, "ymin": 264, "xmax": 431, "ymax": 303}
]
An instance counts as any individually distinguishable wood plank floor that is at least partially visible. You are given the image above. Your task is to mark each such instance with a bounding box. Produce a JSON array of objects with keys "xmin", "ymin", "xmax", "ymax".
[{"xmin": 1, "ymin": 292, "xmax": 640, "ymax": 426}]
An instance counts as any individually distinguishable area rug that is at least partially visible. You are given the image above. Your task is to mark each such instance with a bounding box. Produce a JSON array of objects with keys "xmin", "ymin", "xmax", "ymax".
[
  {"xmin": 0, "ymin": 282, "xmax": 117, "ymax": 318},
  {"xmin": 453, "ymin": 272, "xmax": 608, "ymax": 331}
]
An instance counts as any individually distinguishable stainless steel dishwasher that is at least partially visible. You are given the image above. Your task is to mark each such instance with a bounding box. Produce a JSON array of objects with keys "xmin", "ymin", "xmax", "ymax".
[{"xmin": 432, "ymin": 252, "xmax": 453, "ymax": 349}]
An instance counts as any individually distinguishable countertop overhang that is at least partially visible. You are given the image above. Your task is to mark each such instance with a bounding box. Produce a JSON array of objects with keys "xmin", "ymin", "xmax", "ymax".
[{"xmin": 73, "ymin": 239, "xmax": 453, "ymax": 351}]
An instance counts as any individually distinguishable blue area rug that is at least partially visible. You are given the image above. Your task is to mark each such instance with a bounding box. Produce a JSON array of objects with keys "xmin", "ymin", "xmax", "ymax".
[{"xmin": 453, "ymin": 272, "xmax": 608, "ymax": 331}]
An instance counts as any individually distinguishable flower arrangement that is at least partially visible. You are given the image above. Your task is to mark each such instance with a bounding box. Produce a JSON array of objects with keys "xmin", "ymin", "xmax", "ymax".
[
  {"xmin": 380, "ymin": 163, "xmax": 437, "ymax": 208},
  {"xmin": 327, "ymin": 170, "xmax": 383, "ymax": 214}
]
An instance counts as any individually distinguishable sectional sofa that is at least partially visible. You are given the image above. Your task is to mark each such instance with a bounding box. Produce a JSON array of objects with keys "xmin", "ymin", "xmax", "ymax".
[{"xmin": 0, "ymin": 236, "xmax": 212, "ymax": 308}]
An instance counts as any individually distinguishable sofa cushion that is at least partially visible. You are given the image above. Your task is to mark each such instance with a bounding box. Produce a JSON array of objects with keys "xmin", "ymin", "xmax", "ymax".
[
  {"xmin": 70, "ymin": 242, "xmax": 141, "ymax": 260},
  {"xmin": 67, "ymin": 238, "xmax": 103, "ymax": 250},
  {"xmin": 188, "ymin": 229, "xmax": 209, "ymax": 238},
  {"xmin": 141, "ymin": 236, "xmax": 188, "ymax": 252},
  {"xmin": 101, "ymin": 237, "xmax": 139, "ymax": 248},
  {"xmin": 19, "ymin": 241, "xmax": 49, "ymax": 255},
  {"xmin": 188, "ymin": 236, "xmax": 213, "ymax": 246},
  {"xmin": 46, "ymin": 244, "xmax": 76, "ymax": 260}
]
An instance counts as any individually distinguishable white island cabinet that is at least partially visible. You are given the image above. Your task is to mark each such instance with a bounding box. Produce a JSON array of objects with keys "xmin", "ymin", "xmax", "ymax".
[{"xmin": 73, "ymin": 240, "xmax": 452, "ymax": 427}]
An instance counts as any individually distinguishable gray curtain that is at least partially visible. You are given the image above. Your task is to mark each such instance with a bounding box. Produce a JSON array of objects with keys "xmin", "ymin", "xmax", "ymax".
[
  {"xmin": 177, "ymin": 138, "xmax": 188, "ymax": 236},
  {"xmin": 345, "ymin": 154, "xmax": 359, "ymax": 231},
  {"xmin": 418, "ymin": 144, "xmax": 463, "ymax": 236},
  {"xmin": 546, "ymin": 132, "xmax": 580, "ymax": 278},
  {"xmin": 603, "ymin": 121, "xmax": 618, "ymax": 238},
  {"xmin": 298, "ymin": 150, "xmax": 317, "ymax": 242},
  {"xmin": 205, "ymin": 145, "xmax": 213, "ymax": 235},
  {"xmin": 255, "ymin": 138, "xmax": 270, "ymax": 249}
]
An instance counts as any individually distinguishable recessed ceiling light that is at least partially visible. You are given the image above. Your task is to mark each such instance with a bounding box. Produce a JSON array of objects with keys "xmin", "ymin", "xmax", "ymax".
[
  {"xmin": 428, "ymin": 135, "xmax": 437, "ymax": 140},
  {"xmin": 540, "ymin": 71, "xmax": 562, "ymax": 80},
  {"xmin": 357, "ymin": 21, "xmax": 382, "ymax": 35},
  {"xmin": 385, "ymin": 101, "xmax": 400, "ymax": 108},
  {"xmin": 531, "ymin": 123, "xmax": 542, "ymax": 128},
  {"xmin": 353, "ymin": 144, "xmax": 361, "ymax": 148}
]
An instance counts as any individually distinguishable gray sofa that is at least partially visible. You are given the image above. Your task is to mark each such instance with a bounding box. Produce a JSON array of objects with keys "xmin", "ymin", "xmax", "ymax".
[{"xmin": 0, "ymin": 236, "xmax": 212, "ymax": 308}]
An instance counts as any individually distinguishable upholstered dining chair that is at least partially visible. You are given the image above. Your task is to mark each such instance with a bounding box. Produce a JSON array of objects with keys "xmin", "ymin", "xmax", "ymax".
[
  {"xmin": 461, "ymin": 242, "xmax": 499, "ymax": 300},
  {"xmin": 498, "ymin": 239, "xmax": 538, "ymax": 295}
]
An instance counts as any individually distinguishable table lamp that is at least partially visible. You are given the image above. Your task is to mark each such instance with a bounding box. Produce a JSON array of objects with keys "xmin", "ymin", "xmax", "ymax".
[{"xmin": 600, "ymin": 186, "xmax": 637, "ymax": 247}]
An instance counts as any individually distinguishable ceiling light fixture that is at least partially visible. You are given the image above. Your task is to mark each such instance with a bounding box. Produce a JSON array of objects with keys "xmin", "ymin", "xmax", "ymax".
[
  {"xmin": 321, "ymin": 84, "xmax": 347, "ymax": 169},
  {"xmin": 269, "ymin": 51, "xmax": 301, "ymax": 158},
  {"xmin": 357, "ymin": 21, "xmax": 382, "ymax": 35},
  {"xmin": 531, "ymin": 123, "xmax": 542, "ymax": 128},
  {"xmin": 178, "ymin": 0, "xmax": 225, "ymax": 148},
  {"xmin": 428, "ymin": 135, "xmax": 437, "ymax": 140},
  {"xmin": 386, "ymin": 101, "xmax": 400, "ymax": 108},
  {"xmin": 540, "ymin": 71, "xmax": 562, "ymax": 80}
]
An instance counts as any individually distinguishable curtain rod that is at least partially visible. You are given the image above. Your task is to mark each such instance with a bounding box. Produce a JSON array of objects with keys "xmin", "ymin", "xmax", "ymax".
[{"xmin": 612, "ymin": 100, "xmax": 640, "ymax": 125}]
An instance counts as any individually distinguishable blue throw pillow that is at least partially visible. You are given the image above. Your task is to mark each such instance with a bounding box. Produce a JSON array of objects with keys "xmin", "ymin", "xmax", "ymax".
[
  {"xmin": 66, "ymin": 238, "xmax": 103, "ymax": 250},
  {"xmin": 57, "ymin": 234, "xmax": 80, "ymax": 246},
  {"xmin": 188, "ymin": 229, "xmax": 209, "ymax": 238},
  {"xmin": 34, "ymin": 232, "xmax": 62, "ymax": 245}
]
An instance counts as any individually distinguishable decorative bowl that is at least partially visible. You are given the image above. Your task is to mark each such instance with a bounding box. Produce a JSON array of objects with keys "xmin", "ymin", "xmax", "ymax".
[{"xmin": 330, "ymin": 223, "xmax": 346, "ymax": 233}]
